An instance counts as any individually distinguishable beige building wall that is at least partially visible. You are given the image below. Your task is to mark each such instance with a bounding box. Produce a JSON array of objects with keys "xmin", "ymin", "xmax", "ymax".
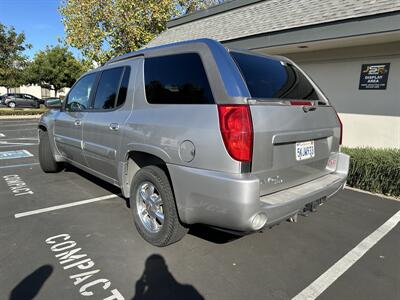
[
  {"xmin": 281, "ymin": 42, "xmax": 400, "ymax": 149},
  {"xmin": 0, "ymin": 85, "xmax": 69, "ymax": 98}
]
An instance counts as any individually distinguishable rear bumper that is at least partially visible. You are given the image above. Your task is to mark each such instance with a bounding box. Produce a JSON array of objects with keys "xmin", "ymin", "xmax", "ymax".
[{"xmin": 168, "ymin": 152, "xmax": 349, "ymax": 232}]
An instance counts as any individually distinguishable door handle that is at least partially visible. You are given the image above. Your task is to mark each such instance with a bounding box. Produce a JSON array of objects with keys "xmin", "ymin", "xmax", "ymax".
[
  {"xmin": 74, "ymin": 120, "xmax": 81, "ymax": 126},
  {"xmin": 109, "ymin": 123, "xmax": 119, "ymax": 131}
]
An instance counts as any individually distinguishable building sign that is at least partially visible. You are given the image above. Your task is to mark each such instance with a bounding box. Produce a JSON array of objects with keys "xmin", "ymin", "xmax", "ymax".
[{"xmin": 359, "ymin": 63, "xmax": 390, "ymax": 90}]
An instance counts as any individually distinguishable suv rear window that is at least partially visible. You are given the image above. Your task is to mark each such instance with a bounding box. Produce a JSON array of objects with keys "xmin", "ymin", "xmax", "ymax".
[
  {"xmin": 230, "ymin": 52, "xmax": 320, "ymax": 101},
  {"xmin": 144, "ymin": 53, "xmax": 214, "ymax": 104}
]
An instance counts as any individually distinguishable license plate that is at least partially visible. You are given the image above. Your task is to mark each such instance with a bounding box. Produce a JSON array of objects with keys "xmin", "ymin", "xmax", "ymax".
[{"xmin": 295, "ymin": 141, "xmax": 315, "ymax": 161}]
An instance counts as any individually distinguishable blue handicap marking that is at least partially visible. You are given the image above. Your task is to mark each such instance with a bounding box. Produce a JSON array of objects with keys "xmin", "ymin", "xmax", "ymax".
[{"xmin": 0, "ymin": 150, "xmax": 33, "ymax": 160}]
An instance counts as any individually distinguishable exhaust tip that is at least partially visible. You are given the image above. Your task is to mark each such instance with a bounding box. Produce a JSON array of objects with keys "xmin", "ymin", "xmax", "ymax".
[{"xmin": 251, "ymin": 213, "xmax": 268, "ymax": 230}]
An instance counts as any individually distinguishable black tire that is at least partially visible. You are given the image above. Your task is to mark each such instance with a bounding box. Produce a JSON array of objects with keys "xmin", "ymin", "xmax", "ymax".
[
  {"xmin": 8, "ymin": 101, "xmax": 16, "ymax": 108},
  {"xmin": 130, "ymin": 166, "xmax": 188, "ymax": 247},
  {"xmin": 39, "ymin": 130, "xmax": 62, "ymax": 173}
]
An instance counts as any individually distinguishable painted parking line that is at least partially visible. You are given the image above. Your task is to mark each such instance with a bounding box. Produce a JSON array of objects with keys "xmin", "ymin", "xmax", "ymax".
[
  {"xmin": 0, "ymin": 163, "xmax": 39, "ymax": 170},
  {"xmin": 0, "ymin": 150, "xmax": 33, "ymax": 160},
  {"xmin": 1, "ymin": 128, "xmax": 37, "ymax": 132},
  {"xmin": 0, "ymin": 137, "xmax": 38, "ymax": 140},
  {"xmin": 14, "ymin": 194, "xmax": 120, "ymax": 218},
  {"xmin": 0, "ymin": 141, "xmax": 38, "ymax": 147},
  {"xmin": 0, "ymin": 123, "xmax": 38, "ymax": 127},
  {"xmin": 292, "ymin": 210, "xmax": 400, "ymax": 300}
]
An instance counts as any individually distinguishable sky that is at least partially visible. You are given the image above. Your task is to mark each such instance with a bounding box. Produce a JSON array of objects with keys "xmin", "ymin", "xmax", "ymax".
[{"xmin": 0, "ymin": 0, "xmax": 81, "ymax": 59}]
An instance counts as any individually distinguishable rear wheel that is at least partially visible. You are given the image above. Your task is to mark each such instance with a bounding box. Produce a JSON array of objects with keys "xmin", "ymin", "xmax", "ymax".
[
  {"xmin": 8, "ymin": 102, "xmax": 16, "ymax": 108},
  {"xmin": 39, "ymin": 130, "xmax": 62, "ymax": 173},
  {"xmin": 130, "ymin": 166, "xmax": 188, "ymax": 247}
]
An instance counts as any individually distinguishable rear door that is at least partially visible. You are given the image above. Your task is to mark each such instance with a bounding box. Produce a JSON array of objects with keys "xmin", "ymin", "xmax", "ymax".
[
  {"xmin": 230, "ymin": 51, "xmax": 341, "ymax": 196},
  {"xmin": 23, "ymin": 94, "xmax": 37, "ymax": 107},
  {"xmin": 82, "ymin": 65, "xmax": 133, "ymax": 180},
  {"xmin": 15, "ymin": 94, "xmax": 25, "ymax": 107},
  {"xmin": 54, "ymin": 73, "xmax": 97, "ymax": 166}
]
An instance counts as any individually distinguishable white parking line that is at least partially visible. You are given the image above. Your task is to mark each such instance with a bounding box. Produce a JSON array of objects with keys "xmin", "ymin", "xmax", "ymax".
[
  {"xmin": 0, "ymin": 123, "xmax": 38, "ymax": 127},
  {"xmin": 1, "ymin": 128, "xmax": 37, "ymax": 132},
  {"xmin": 0, "ymin": 141, "xmax": 38, "ymax": 147},
  {"xmin": 0, "ymin": 137, "xmax": 38, "ymax": 140},
  {"xmin": 0, "ymin": 162, "xmax": 39, "ymax": 169},
  {"xmin": 292, "ymin": 210, "xmax": 400, "ymax": 300},
  {"xmin": 14, "ymin": 194, "xmax": 120, "ymax": 218}
]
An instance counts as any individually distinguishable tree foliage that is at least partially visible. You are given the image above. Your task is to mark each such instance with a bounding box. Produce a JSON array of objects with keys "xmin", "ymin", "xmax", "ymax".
[
  {"xmin": 60, "ymin": 0, "xmax": 224, "ymax": 64},
  {"xmin": 0, "ymin": 22, "xmax": 31, "ymax": 89},
  {"xmin": 26, "ymin": 46, "xmax": 88, "ymax": 96}
]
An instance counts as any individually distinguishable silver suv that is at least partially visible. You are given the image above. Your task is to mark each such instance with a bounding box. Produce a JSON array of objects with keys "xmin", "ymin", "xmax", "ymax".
[{"xmin": 39, "ymin": 39, "xmax": 349, "ymax": 246}]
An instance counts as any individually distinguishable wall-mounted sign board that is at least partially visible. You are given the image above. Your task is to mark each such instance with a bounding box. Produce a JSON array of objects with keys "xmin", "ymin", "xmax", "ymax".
[{"xmin": 359, "ymin": 63, "xmax": 390, "ymax": 90}]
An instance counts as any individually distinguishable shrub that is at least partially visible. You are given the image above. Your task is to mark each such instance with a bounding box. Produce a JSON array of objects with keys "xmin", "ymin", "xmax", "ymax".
[{"xmin": 342, "ymin": 147, "xmax": 400, "ymax": 197}]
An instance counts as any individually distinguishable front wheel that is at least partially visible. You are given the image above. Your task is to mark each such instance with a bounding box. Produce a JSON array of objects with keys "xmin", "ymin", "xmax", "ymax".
[
  {"xmin": 39, "ymin": 130, "xmax": 62, "ymax": 173},
  {"xmin": 8, "ymin": 102, "xmax": 16, "ymax": 108},
  {"xmin": 130, "ymin": 166, "xmax": 188, "ymax": 247}
]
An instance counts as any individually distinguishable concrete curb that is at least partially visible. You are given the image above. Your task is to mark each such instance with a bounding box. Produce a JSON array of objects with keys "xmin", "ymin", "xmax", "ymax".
[
  {"xmin": 0, "ymin": 115, "xmax": 42, "ymax": 120},
  {"xmin": 345, "ymin": 186, "xmax": 400, "ymax": 202}
]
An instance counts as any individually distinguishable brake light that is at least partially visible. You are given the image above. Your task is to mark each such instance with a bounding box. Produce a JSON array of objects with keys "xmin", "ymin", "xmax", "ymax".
[
  {"xmin": 334, "ymin": 109, "xmax": 343, "ymax": 145},
  {"xmin": 218, "ymin": 105, "xmax": 253, "ymax": 162},
  {"xmin": 290, "ymin": 100, "xmax": 312, "ymax": 106}
]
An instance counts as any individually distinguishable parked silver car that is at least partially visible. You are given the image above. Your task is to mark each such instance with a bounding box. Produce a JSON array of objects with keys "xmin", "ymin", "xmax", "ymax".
[{"xmin": 38, "ymin": 39, "xmax": 349, "ymax": 246}]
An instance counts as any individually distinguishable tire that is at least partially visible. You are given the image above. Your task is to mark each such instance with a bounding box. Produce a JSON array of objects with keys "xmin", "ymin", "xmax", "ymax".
[
  {"xmin": 8, "ymin": 101, "xmax": 16, "ymax": 108},
  {"xmin": 130, "ymin": 166, "xmax": 188, "ymax": 247},
  {"xmin": 39, "ymin": 130, "xmax": 62, "ymax": 173}
]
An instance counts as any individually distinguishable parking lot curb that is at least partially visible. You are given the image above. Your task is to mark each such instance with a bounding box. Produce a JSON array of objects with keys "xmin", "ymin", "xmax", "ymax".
[
  {"xmin": 0, "ymin": 115, "xmax": 42, "ymax": 120},
  {"xmin": 345, "ymin": 186, "xmax": 400, "ymax": 202}
]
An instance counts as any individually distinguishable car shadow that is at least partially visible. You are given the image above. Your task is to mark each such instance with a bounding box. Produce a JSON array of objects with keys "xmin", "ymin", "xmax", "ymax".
[
  {"xmin": 9, "ymin": 265, "xmax": 53, "ymax": 300},
  {"xmin": 63, "ymin": 165, "xmax": 243, "ymax": 244},
  {"xmin": 63, "ymin": 164, "xmax": 129, "ymax": 206},
  {"xmin": 132, "ymin": 254, "xmax": 204, "ymax": 300},
  {"xmin": 188, "ymin": 224, "xmax": 244, "ymax": 244}
]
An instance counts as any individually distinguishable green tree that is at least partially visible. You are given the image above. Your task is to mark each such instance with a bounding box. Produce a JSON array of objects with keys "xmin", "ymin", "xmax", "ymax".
[
  {"xmin": 0, "ymin": 22, "xmax": 31, "ymax": 91},
  {"xmin": 26, "ymin": 46, "xmax": 88, "ymax": 96},
  {"xmin": 60, "ymin": 0, "xmax": 223, "ymax": 64}
]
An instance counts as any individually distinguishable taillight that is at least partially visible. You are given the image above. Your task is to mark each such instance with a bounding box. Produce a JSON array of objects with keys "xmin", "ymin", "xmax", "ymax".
[
  {"xmin": 218, "ymin": 105, "xmax": 253, "ymax": 162},
  {"xmin": 334, "ymin": 108, "xmax": 343, "ymax": 145}
]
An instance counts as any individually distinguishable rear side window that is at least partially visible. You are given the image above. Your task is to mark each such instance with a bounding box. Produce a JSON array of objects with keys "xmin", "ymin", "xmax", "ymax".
[
  {"xmin": 144, "ymin": 53, "xmax": 214, "ymax": 104},
  {"xmin": 116, "ymin": 67, "xmax": 130, "ymax": 107},
  {"xmin": 93, "ymin": 67, "xmax": 124, "ymax": 110},
  {"xmin": 231, "ymin": 52, "xmax": 320, "ymax": 101}
]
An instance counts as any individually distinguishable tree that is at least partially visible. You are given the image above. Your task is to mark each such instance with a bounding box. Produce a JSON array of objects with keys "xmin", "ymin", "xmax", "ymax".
[
  {"xmin": 60, "ymin": 0, "xmax": 224, "ymax": 64},
  {"xmin": 0, "ymin": 22, "xmax": 31, "ymax": 91},
  {"xmin": 26, "ymin": 46, "xmax": 88, "ymax": 96}
]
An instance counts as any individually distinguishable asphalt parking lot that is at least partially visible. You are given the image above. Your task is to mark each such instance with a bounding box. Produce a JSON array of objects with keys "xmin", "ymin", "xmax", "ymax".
[{"xmin": 0, "ymin": 119, "xmax": 399, "ymax": 300}]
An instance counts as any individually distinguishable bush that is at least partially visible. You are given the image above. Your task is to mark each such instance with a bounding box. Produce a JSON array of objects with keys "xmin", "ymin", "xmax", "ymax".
[
  {"xmin": 342, "ymin": 147, "xmax": 400, "ymax": 197},
  {"xmin": 0, "ymin": 108, "xmax": 48, "ymax": 116}
]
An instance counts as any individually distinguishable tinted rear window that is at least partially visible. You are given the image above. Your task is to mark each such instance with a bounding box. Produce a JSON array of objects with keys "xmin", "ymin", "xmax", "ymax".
[
  {"xmin": 231, "ymin": 52, "xmax": 320, "ymax": 101},
  {"xmin": 144, "ymin": 53, "xmax": 214, "ymax": 104},
  {"xmin": 93, "ymin": 67, "xmax": 124, "ymax": 110}
]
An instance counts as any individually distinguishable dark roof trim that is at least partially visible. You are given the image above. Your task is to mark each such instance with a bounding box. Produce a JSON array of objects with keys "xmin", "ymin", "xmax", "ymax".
[
  {"xmin": 222, "ymin": 11, "xmax": 400, "ymax": 50},
  {"xmin": 168, "ymin": 0, "xmax": 264, "ymax": 28}
]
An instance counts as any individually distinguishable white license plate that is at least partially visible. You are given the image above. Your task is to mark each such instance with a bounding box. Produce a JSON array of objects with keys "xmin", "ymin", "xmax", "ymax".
[{"xmin": 295, "ymin": 141, "xmax": 315, "ymax": 161}]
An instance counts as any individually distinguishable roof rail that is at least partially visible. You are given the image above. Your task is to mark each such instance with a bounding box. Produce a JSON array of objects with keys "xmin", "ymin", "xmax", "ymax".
[{"xmin": 105, "ymin": 53, "xmax": 144, "ymax": 65}]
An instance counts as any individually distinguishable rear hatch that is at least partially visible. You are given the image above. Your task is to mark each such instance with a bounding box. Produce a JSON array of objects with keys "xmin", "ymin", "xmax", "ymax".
[{"xmin": 230, "ymin": 51, "xmax": 341, "ymax": 196}]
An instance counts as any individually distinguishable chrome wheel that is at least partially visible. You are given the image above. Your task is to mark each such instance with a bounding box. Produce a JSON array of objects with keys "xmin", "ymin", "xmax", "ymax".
[
  {"xmin": 8, "ymin": 102, "xmax": 15, "ymax": 108},
  {"xmin": 136, "ymin": 181, "xmax": 164, "ymax": 233}
]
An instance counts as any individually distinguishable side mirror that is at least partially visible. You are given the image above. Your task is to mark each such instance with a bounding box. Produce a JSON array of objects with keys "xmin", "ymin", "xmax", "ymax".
[{"xmin": 45, "ymin": 99, "xmax": 63, "ymax": 109}]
